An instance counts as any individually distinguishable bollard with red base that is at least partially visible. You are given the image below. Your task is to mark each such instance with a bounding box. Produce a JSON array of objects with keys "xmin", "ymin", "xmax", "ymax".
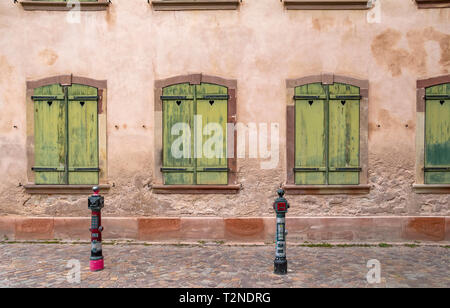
[{"xmin": 88, "ymin": 186, "xmax": 104, "ymax": 272}]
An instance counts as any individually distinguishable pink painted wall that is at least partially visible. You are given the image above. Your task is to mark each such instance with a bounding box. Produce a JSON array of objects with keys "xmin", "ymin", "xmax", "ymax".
[{"xmin": 0, "ymin": 0, "xmax": 448, "ymax": 217}]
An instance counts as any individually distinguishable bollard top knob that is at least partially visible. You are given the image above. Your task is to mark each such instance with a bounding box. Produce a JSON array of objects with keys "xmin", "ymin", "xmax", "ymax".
[
  {"xmin": 274, "ymin": 188, "xmax": 288, "ymax": 213},
  {"xmin": 277, "ymin": 189, "xmax": 285, "ymax": 198},
  {"xmin": 89, "ymin": 187, "xmax": 104, "ymax": 210}
]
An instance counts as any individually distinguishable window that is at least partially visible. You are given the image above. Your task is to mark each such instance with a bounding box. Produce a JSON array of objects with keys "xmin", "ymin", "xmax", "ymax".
[
  {"xmin": 153, "ymin": 74, "xmax": 239, "ymax": 194},
  {"xmin": 285, "ymin": 74, "xmax": 369, "ymax": 195},
  {"xmin": 424, "ymin": 83, "xmax": 450, "ymax": 184},
  {"xmin": 25, "ymin": 75, "xmax": 108, "ymax": 194},
  {"xmin": 32, "ymin": 84, "xmax": 99, "ymax": 185},
  {"xmin": 414, "ymin": 75, "xmax": 450, "ymax": 193},
  {"xmin": 294, "ymin": 82, "xmax": 360, "ymax": 185},
  {"xmin": 162, "ymin": 82, "xmax": 228, "ymax": 185},
  {"xmin": 151, "ymin": 0, "xmax": 240, "ymax": 11},
  {"xmin": 20, "ymin": 0, "xmax": 110, "ymax": 11}
]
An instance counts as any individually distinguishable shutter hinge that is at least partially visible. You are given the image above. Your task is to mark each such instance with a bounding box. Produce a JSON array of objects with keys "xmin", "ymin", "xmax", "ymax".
[
  {"xmin": 330, "ymin": 95, "xmax": 362, "ymax": 100},
  {"xmin": 161, "ymin": 168, "xmax": 188, "ymax": 172},
  {"xmin": 201, "ymin": 168, "xmax": 230, "ymax": 172},
  {"xmin": 294, "ymin": 95, "xmax": 322, "ymax": 100},
  {"xmin": 330, "ymin": 167, "xmax": 362, "ymax": 172},
  {"xmin": 424, "ymin": 167, "xmax": 450, "ymax": 171},
  {"xmin": 424, "ymin": 95, "xmax": 450, "ymax": 100},
  {"xmin": 69, "ymin": 168, "xmax": 100, "ymax": 172},
  {"xmin": 160, "ymin": 96, "xmax": 190, "ymax": 100},
  {"xmin": 32, "ymin": 167, "xmax": 63, "ymax": 172},
  {"xmin": 31, "ymin": 96, "xmax": 63, "ymax": 101},
  {"xmin": 199, "ymin": 95, "xmax": 229, "ymax": 100},
  {"xmin": 294, "ymin": 167, "xmax": 326, "ymax": 172},
  {"xmin": 68, "ymin": 96, "xmax": 99, "ymax": 101}
]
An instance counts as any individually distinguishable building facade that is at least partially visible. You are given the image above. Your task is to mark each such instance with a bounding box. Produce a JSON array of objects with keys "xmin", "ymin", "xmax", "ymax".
[{"xmin": 0, "ymin": 0, "xmax": 449, "ymax": 242}]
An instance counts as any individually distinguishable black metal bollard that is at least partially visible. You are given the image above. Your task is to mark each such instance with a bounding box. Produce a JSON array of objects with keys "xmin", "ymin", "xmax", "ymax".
[
  {"xmin": 273, "ymin": 189, "xmax": 289, "ymax": 275},
  {"xmin": 88, "ymin": 186, "xmax": 104, "ymax": 272}
]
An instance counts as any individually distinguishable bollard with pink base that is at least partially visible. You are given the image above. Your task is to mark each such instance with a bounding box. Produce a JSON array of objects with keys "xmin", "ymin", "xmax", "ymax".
[{"xmin": 88, "ymin": 186, "xmax": 104, "ymax": 272}]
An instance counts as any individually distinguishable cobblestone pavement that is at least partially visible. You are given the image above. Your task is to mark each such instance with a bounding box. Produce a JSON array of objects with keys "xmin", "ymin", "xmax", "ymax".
[{"xmin": 0, "ymin": 243, "xmax": 448, "ymax": 288}]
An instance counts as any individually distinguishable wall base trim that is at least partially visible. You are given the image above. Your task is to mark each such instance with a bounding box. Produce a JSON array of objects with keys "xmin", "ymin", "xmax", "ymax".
[{"xmin": 0, "ymin": 216, "xmax": 448, "ymax": 243}]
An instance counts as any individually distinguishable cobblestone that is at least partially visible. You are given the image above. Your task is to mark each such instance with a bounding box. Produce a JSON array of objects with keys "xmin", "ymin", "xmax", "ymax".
[{"xmin": 0, "ymin": 243, "xmax": 448, "ymax": 288}]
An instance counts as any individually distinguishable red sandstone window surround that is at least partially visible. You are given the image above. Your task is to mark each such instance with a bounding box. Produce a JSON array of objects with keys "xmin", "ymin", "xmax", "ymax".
[
  {"xmin": 24, "ymin": 75, "xmax": 110, "ymax": 195},
  {"xmin": 413, "ymin": 74, "xmax": 450, "ymax": 194},
  {"xmin": 152, "ymin": 74, "xmax": 240, "ymax": 194},
  {"xmin": 284, "ymin": 73, "xmax": 370, "ymax": 195}
]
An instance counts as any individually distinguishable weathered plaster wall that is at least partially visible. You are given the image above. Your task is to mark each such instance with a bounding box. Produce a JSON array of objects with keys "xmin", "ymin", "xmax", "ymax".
[{"xmin": 0, "ymin": 0, "xmax": 448, "ymax": 217}]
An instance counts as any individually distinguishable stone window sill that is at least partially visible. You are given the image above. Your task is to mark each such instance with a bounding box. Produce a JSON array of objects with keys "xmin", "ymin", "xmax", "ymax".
[
  {"xmin": 283, "ymin": 0, "xmax": 371, "ymax": 10},
  {"xmin": 20, "ymin": 1, "xmax": 110, "ymax": 11},
  {"xmin": 24, "ymin": 184, "xmax": 111, "ymax": 194},
  {"xmin": 151, "ymin": 0, "xmax": 240, "ymax": 11},
  {"xmin": 152, "ymin": 184, "xmax": 241, "ymax": 194},
  {"xmin": 413, "ymin": 184, "xmax": 450, "ymax": 194},
  {"xmin": 415, "ymin": 0, "xmax": 450, "ymax": 8},
  {"xmin": 283, "ymin": 184, "xmax": 371, "ymax": 195}
]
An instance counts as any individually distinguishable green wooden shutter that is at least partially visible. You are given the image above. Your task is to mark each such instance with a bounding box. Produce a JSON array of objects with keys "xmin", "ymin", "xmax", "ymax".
[
  {"xmin": 294, "ymin": 83, "xmax": 327, "ymax": 184},
  {"xmin": 33, "ymin": 84, "xmax": 66, "ymax": 184},
  {"xmin": 162, "ymin": 83, "xmax": 195, "ymax": 185},
  {"xmin": 196, "ymin": 83, "xmax": 228, "ymax": 185},
  {"xmin": 67, "ymin": 84, "xmax": 99, "ymax": 185},
  {"xmin": 328, "ymin": 83, "xmax": 360, "ymax": 185},
  {"xmin": 33, "ymin": 83, "xmax": 99, "ymax": 185},
  {"xmin": 294, "ymin": 82, "xmax": 361, "ymax": 185},
  {"xmin": 425, "ymin": 83, "xmax": 450, "ymax": 184}
]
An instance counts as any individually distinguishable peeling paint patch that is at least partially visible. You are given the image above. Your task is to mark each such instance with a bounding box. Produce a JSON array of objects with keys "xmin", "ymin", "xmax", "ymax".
[
  {"xmin": 38, "ymin": 49, "xmax": 58, "ymax": 66},
  {"xmin": 105, "ymin": 4, "xmax": 117, "ymax": 28},
  {"xmin": 0, "ymin": 55, "xmax": 14, "ymax": 82},
  {"xmin": 371, "ymin": 28, "xmax": 450, "ymax": 77},
  {"xmin": 423, "ymin": 27, "xmax": 450, "ymax": 68},
  {"xmin": 312, "ymin": 16, "xmax": 335, "ymax": 32},
  {"xmin": 371, "ymin": 29, "xmax": 413, "ymax": 77}
]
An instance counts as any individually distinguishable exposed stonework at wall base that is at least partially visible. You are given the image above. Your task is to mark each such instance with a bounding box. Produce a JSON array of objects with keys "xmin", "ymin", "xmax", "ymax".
[{"xmin": 1, "ymin": 216, "xmax": 449, "ymax": 243}]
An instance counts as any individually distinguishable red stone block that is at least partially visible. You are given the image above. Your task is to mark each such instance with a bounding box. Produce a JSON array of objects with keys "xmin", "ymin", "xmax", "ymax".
[
  {"xmin": 263, "ymin": 217, "xmax": 276, "ymax": 243},
  {"xmin": 224, "ymin": 218, "xmax": 265, "ymax": 242},
  {"xmin": 179, "ymin": 217, "xmax": 225, "ymax": 241},
  {"xmin": 15, "ymin": 217, "xmax": 54, "ymax": 240},
  {"xmin": 0, "ymin": 216, "xmax": 16, "ymax": 241},
  {"xmin": 363, "ymin": 217, "xmax": 405, "ymax": 242},
  {"xmin": 285, "ymin": 217, "xmax": 315, "ymax": 242},
  {"xmin": 102, "ymin": 217, "xmax": 138, "ymax": 240},
  {"xmin": 286, "ymin": 217, "xmax": 357, "ymax": 242},
  {"xmin": 284, "ymin": 217, "xmax": 406, "ymax": 243},
  {"xmin": 54, "ymin": 218, "xmax": 90, "ymax": 241},
  {"xmin": 403, "ymin": 217, "xmax": 445, "ymax": 242},
  {"xmin": 308, "ymin": 221, "xmax": 353, "ymax": 241},
  {"xmin": 446, "ymin": 217, "xmax": 450, "ymax": 241},
  {"xmin": 137, "ymin": 218, "xmax": 181, "ymax": 241}
]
